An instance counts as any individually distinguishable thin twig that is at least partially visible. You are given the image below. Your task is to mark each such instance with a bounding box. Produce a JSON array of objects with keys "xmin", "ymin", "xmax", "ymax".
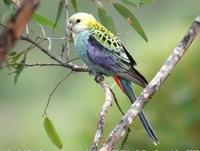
[
  {"xmin": 20, "ymin": 35, "xmax": 89, "ymax": 72},
  {"xmin": 99, "ymin": 16, "xmax": 200, "ymax": 151},
  {"xmin": 16, "ymin": 36, "xmax": 44, "ymax": 55},
  {"xmin": 120, "ymin": 127, "xmax": 131, "ymax": 150},
  {"xmin": 63, "ymin": 0, "xmax": 71, "ymax": 60},
  {"xmin": 0, "ymin": 63, "xmax": 65, "ymax": 70},
  {"xmin": 33, "ymin": 22, "xmax": 66, "ymax": 51},
  {"xmin": 91, "ymin": 79, "xmax": 113, "ymax": 151},
  {"xmin": 43, "ymin": 71, "xmax": 73, "ymax": 117},
  {"xmin": 17, "ymin": 20, "xmax": 86, "ymax": 72},
  {"xmin": 110, "ymin": 88, "xmax": 131, "ymax": 150},
  {"xmin": 110, "ymin": 89, "xmax": 124, "ymax": 116}
]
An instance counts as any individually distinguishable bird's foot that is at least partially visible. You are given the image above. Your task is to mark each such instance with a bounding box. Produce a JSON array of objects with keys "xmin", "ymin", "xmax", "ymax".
[
  {"xmin": 94, "ymin": 74, "xmax": 104, "ymax": 83},
  {"xmin": 89, "ymin": 69, "xmax": 93, "ymax": 76}
]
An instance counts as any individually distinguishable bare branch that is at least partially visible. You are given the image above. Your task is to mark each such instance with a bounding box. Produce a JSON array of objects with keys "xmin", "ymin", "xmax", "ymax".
[
  {"xmin": 43, "ymin": 71, "xmax": 73, "ymax": 117},
  {"xmin": 99, "ymin": 16, "xmax": 200, "ymax": 151},
  {"xmin": 20, "ymin": 35, "xmax": 89, "ymax": 72},
  {"xmin": 63, "ymin": 0, "xmax": 71, "ymax": 60},
  {"xmin": 91, "ymin": 79, "xmax": 113, "ymax": 151},
  {"xmin": 32, "ymin": 22, "xmax": 66, "ymax": 51},
  {"xmin": 0, "ymin": 63, "xmax": 65, "ymax": 70},
  {"xmin": 91, "ymin": 82, "xmax": 131, "ymax": 151}
]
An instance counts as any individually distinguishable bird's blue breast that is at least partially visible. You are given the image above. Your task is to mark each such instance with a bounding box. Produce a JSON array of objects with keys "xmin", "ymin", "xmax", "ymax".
[
  {"xmin": 74, "ymin": 30, "xmax": 89, "ymax": 59},
  {"xmin": 74, "ymin": 30, "xmax": 95, "ymax": 69},
  {"xmin": 74, "ymin": 30, "xmax": 113, "ymax": 76}
]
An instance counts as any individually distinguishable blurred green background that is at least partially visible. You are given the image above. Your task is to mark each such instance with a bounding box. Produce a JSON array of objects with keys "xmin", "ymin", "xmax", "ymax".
[{"xmin": 0, "ymin": 0, "xmax": 200, "ymax": 150}]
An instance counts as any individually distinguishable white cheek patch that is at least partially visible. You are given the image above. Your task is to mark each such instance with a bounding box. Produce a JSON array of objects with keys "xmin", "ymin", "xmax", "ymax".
[{"xmin": 73, "ymin": 24, "xmax": 87, "ymax": 33}]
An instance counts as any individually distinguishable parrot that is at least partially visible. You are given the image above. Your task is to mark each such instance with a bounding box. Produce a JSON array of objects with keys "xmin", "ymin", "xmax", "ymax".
[{"xmin": 68, "ymin": 12, "xmax": 158, "ymax": 145}]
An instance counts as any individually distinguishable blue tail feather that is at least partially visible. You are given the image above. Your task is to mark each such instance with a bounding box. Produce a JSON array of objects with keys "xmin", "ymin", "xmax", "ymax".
[{"xmin": 119, "ymin": 78, "xmax": 159, "ymax": 145}]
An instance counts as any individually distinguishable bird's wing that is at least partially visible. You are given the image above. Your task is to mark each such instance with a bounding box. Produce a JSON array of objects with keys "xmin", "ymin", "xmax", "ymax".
[
  {"xmin": 89, "ymin": 25, "xmax": 137, "ymax": 67},
  {"xmin": 87, "ymin": 34, "xmax": 148, "ymax": 87},
  {"xmin": 87, "ymin": 35, "xmax": 130, "ymax": 72}
]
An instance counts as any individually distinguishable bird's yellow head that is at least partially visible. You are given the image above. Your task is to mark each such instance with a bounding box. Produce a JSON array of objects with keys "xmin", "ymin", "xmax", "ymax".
[{"xmin": 68, "ymin": 12, "xmax": 97, "ymax": 34}]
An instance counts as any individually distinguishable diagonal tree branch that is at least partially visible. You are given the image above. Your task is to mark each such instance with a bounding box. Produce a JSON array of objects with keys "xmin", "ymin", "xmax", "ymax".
[
  {"xmin": 91, "ymin": 79, "xmax": 113, "ymax": 151},
  {"xmin": 99, "ymin": 16, "xmax": 200, "ymax": 151}
]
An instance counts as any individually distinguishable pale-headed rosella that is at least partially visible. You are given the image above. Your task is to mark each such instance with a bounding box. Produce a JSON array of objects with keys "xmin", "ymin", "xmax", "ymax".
[{"xmin": 68, "ymin": 12, "xmax": 158, "ymax": 145}]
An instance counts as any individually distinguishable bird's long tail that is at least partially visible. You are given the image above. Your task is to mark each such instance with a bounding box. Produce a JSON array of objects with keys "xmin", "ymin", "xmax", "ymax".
[{"xmin": 114, "ymin": 76, "xmax": 159, "ymax": 145}]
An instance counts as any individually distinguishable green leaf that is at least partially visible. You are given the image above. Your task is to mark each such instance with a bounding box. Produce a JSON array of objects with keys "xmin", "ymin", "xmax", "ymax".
[
  {"xmin": 44, "ymin": 116, "xmax": 63, "ymax": 149},
  {"xmin": 54, "ymin": 0, "xmax": 64, "ymax": 29},
  {"xmin": 14, "ymin": 54, "xmax": 26, "ymax": 85},
  {"xmin": 98, "ymin": 8, "xmax": 116, "ymax": 34},
  {"xmin": 122, "ymin": 0, "xmax": 154, "ymax": 7},
  {"xmin": 71, "ymin": 0, "xmax": 78, "ymax": 12},
  {"xmin": 121, "ymin": 0, "xmax": 137, "ymax": 7},
  {"xmin": 10, "ymin": 52, "xmax": 24, "ymax": 64},
  {"xmin": 32, "ymin": 13, "xmax": 55, "ymax": 28},
  {"xmin": 113, "ymin": 3, "xmax": 148, "ymax": 41},
  {"xmin": 9, "ymin": 51, "xmax": 17, "ymax": 56},
  {"xmin": 3, "ymin": 0, "xmax": 12, "ymax": 6},
  {"xmin": 137, "ymin": 0, "xmax": 154, "ymax": 6}
]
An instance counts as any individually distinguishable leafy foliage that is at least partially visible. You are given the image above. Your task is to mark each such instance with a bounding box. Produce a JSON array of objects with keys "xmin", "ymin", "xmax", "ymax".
[
  {"xmin": 44, "ymin": 116, "xmax": 63, "ymax": 150},
  {"xmin": 8, "ymin": 51, "xmax": 27, "ymax": 84},
  {"xmin": 32, "ymin": 13, "xmax": 55, "ymax": 27},
  {"xmin": 88, "ymin": 0, "xmax": 153, "ymax": 41},
  {"xmin": 71, "ymin": 0, "xmax": 78, "ymax": 12},
  {"xmin": 3, "ymin": 0, "xmax": 12, "ymax": 7},
  {"xmin": 97, "ymin": 8, "xmax": 116, "ymax": 34},
  {"xmin": 13, "ymin": 54, "xmax": 26, "ymax": 85},
  {"xmin": 122, "ymin": 0, "xmax": 154, "ymax": 7},
  {"xmin": 113, "ymin": 3, "xmax": 148, "ymax": 41},
  {"xmin": 54, "ymin": 0, "xmax": 64, "ymax": 29}
]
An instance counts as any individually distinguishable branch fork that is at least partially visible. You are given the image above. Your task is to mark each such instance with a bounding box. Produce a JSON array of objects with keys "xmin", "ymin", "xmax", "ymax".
[{"xmin": 91, "ymin": 77, "xmax": 113, "ymax": 151}]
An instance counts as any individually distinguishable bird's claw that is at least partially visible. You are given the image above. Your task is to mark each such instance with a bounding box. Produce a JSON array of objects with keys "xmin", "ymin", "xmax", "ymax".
[
  {"xmin": 95, "ymin": 75, "xmax": 104, "ymax": 83},
  {"xmin": 89, "ymin": 70, "xmax": 93, "ymax": 76}
]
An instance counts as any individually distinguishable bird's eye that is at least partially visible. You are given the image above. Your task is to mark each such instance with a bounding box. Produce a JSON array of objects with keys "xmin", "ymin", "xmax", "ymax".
[{"xmin": 76, "ymin": 19, "xmax": 81, "ymax": 23}]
